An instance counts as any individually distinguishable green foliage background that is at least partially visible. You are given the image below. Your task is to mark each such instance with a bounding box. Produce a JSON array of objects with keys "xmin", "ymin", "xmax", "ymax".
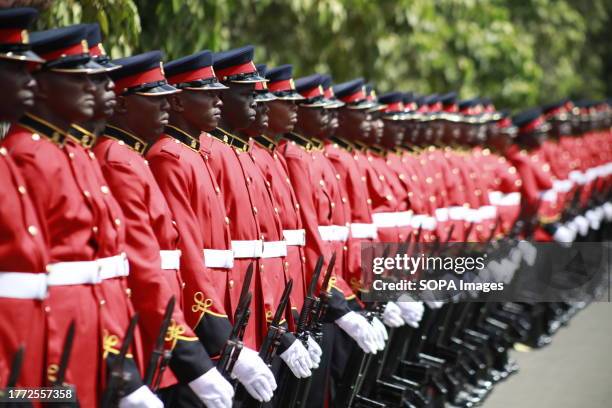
[{"xmin": 22, "ymin": 0, "xmax": 612, "ymax": 109}]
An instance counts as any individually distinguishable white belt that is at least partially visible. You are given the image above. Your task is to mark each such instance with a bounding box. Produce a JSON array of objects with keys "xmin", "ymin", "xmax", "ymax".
[
  {"xmin": 435, "ymin": 208, "xmax": 449, "ymax": 222},
  {"xmin": 231, "ymin": 240, "xmax": 263, "ymax": 259},
  {"xmin": 410, "ymin": 214, "xmax": 437, "ymax": 230},
  {"xmin": 552, "ymin": 179, "xmax": 573, "ymax": 193},
  {"xmin": 261, "ymin": 241, "xmax": 288, "ymax": 258},
  {"xmin": 283, "ymin": 229, "xmax": 306, "ymax": 246},
  {"xmin": 0, "ymin": 272, "xmax": 48, "ymax": 299},
  {"xmin": 448, "ymin": 206, "xmax": 468, "ymax": 220},
  {"xmin": 350, "ymin": 223, "xmax": 378, "ymax": 239},
  {"xmin": 160, "ymin": 250, "xmax": 181, "ymax": 270},
  {"xmin": 203, "ymin": 249, "xmax": 234, "ymax": 269},
  {"xmin": 539, "ymin": 189, "xmax": 557, "ymax": 202},
  {"xmin": 395, "ymin": 211, "xmax": 413, "ymax": 227},
  {"xmin": 47, "ymin": 253, "xmax": 129, "ymax": 286},
  {"xmin": 318, "ymin": 225, "xmax": 349, "ymax": 242},
  {"xmin": 372, "ymin": 213, "xmax": 397, "ymax": 228},
  {"xmin": 478, "ymin": 205, "xmax": 497, "ymax": 220}
]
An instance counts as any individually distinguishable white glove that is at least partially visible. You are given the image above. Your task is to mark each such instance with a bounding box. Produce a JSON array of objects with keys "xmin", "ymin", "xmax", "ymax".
[
  {"xmin": 517, "ymin": 241, "xmax": 537, "ymax": 266},
  {"xmin": 425, "ymin": 300, "xmax": 444, "ymax": 309},
  {"xmin": 306, "ymin": 336, "xmax": 322, "ymax": 369},
  {"xmin": 279, "ymin": 340, "xmax": 313, "ymax": 378},
  {"xmin": 565, "ymin": 219, "xmax": 578, "ymax": 234},
  {"xmin": 603, "ymin": 202, "xmax": 612, "ymax": 221},
  {"xmin": 189, "ymin": 368, "xmax": 234, "ymax": 408},
  {"xmin": 382, "ymin": 302, "xmax": 405, "ymax": 328},
  {"xmin": 395, "ymin": 299, "xmax": 425, "ymax": 328},
  {"xmin": 573, "ymin": 215, "xmax": 589, "ymax": 236},
  {"xmin": 553, "ymin": 225, "xmax": 575, "ymax": 245},
  {"xmin": 118, "ymin": 386, "xmax": 163, "ymax": 408},
  {"xmin": 231, "ymin": 347, "xmax": 277, "ymax": 402},
  {"xmin": 500, "ymin": 258, "xmax": 517, "ymax": 283},
  {"xmin": 335, "ymin": 311, "xmax": 379, "ymax": 354},
  {"xmin": 370, "ymin": 316, "xmax": 388, "ymax": 349},
  {"xmin": 508, "ymin": 247, "xmax": 523, "ymax": 266},
  {"xmin": 585, "ymin": 209, "xmax": 601, "ymax": 231},
  {"xmin": 488, "ymin": 260, "xmax": 504, "ymax": 282}
]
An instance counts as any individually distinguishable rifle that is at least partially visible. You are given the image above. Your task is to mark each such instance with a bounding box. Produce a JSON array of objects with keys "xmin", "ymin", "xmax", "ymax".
[
  {"xmin": 561, "ymin": 185, "xmax": 583, "ymax": 223},
  {"xmin": 276, "ymin": 256, "xmax": 324, "ymax": 408},
  {"xmin": 54, "ymin": 320, "xmax": 76, "ymax": 387},
  {"xmin": 286, "ymin": 253, "xmax": 336, "ymax": 408},
  {"xmin": 218, "ymin": 262, "xmax": 254, "ymax": 377},
  {"xmin": 235, "ymin": 280, "xmax": 294, "ymax": 408},
  {"xmin": 144, "ymin": 296, "xmax": 175, "ymax": 389},
  {"xmin": 100, "ymin": 313, "xmax": 140, "ymax": 408}
]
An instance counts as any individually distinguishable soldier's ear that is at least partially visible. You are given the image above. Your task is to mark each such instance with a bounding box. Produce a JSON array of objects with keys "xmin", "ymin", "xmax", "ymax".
[{"xmin": 168, "ymin": 94, "xmax": 183, "ymax": 113}]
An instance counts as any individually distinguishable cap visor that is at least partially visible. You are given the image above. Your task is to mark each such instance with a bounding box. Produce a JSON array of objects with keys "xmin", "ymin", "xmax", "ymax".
[
  {"xmin": 50, "ymin": 59, "xmax": 107, "ymax": 74},
  {"xmin": 299, "ymin": 100, "xmax": 329, "ymax": 108},
  {"xmin": 135, "ymin": 83, "xmax": 181, "ymax": 96},
  {"xmin": 0, "ymin": 50, "xmax": 45, "ymax": 64},
  {"xmin": 273, "ymin": 91, "xmax": 305, "ymax": 101},
  {"xmin": 229, "ymin": 73, "xmax": 268, "ymax": 84},
  {"xmin": 254, "ymin": 92, "xmax": 278, "ymax": 102},
  {"xmin": 183, "ymin": 81, "xmax": 229, "ymax": 91},
  {"xmin": 347, "ymin": 100, "xmax": 378, "ymax": 110}
]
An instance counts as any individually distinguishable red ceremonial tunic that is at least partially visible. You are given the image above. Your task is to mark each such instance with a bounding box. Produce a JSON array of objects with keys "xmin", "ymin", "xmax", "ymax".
[
  {"xmin": 95, "ymin": 126, "xmax": 213, "ymax": 388},
  {"xmin": 3, "ymin": 115, "xmax": 140, "ymax": 407},
  {"xmin": 0, "ymin": 146, "xmax": 48, "ymax": 390}
]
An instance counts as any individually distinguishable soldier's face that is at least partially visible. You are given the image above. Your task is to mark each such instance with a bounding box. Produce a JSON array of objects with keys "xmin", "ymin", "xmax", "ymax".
[
  {"xmin": 220, "ymin": 82, "xmax": 256, "ymax": 131},
  {"xmin": 338, "ymin": 108, "xmax": 370, "ymax": 140},
  {"xmin": 0, "ymin": 59, "xmax": 37, "ymax": 122},
  {"xmin": 297, "ymin": 106, "xmax": 328, "ymax": 136},
  {"xmin": 123, "ymin": 94, "xmax": 169, "ymax": 141},
  {"xmin": 250, "ymin": 101, "xmax": 269, "ymax": 134},
  {"xmin": 35, "ymin": 71, "xmax": 96, "ymax": 123},
  {"xmin": 267, "ymin": 99, "xmax": 297, "ymax": 134},
  {"xmin": 325, "ymin": 109, "xmax": 339, "ymax": 134},
  {"xmin": 382, "ymin": 119, "xmax": 404, "ymax": 147},
  {"xmin": 90, "ymin": 73, "xmax": 116, "ymax": 120},
  {"xmin": 175, "ymin": 89, "xmax": 222, "ymax": 132}
]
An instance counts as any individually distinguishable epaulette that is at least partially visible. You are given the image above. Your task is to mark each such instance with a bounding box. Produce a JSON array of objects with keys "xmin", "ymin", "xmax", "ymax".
[
  {"xmin": 283, "ymin": 131, "xmax": 316, "ymax": 152},
  {"xmin": 252, "ymin": 134, "xmax": 277, "ymax": 151},
  {"xmin": 329, "ymin": 136, "xmax": 354, "ymax": 152},
  {"xmin": 165, "ymin": 125, "xmax": 200, "ymax": 152},
  {"xmin": 68, "ymin": 124, "xmax": 97, "ymax": 148},
  {"xmin": 103, "ymin": 125, "xmax": 148, "ymax": 155},
  {"xmin": 19, "ymin": 113, "xmax": 67, "ymax": 147},
  {"xmin": 209, "ymin": 127, "xmax": 250, "ymax": 152}
]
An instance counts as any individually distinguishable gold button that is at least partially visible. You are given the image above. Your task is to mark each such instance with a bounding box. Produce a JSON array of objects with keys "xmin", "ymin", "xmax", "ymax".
[
  {"xmin": 182, "ymin": 282, "xmax": 186, "ymax": 288},
  {"xmin": 429, "ymin": 196, "xmax": 436, "ymax": 202},
  {"xmin": 0, "ymin": 147, "xmax": 6, "ymax": 156},
  {"xmin": 367, "ymin": 198, "xmax": 372, "ymax": 204},
  {"xmin": 331, "ymin": 202, "xmax": 335, "ymax": 208},
  {"xmin": 411, "ymin": 175, "xmax": 418, "ymax": 181},
  {"xmin": 274, "ymin": 207, "xmax": 279, "ymax": 214},
  {"xmin": 225, "ymin": 216, "xmax": 230, "ymax": 225},
  {"xmin": 229, "ymin": 280, "xmax": 234, "ymax": 288},
  {"xmin": 426, "ymin": 177, "xmax": 433, "ymax": 184},
  {"xmin": 452, "ymin": 168, "xmax": 459, "ymax": 174},
  {"xmin": 215, "ymin": 187, "xmax": 220, "ymax": 194},
  {"xmin": 44, "ymin": 306, "xmax": 51, "ymax": 313},
  {"xmin": 509, "ymin": 167, "xmax": 517, "ymax": 174},
  {"xmin": 92, "ymin": 226, "xmax": 99, "ymax": 233},
  {"xmin": 83, "ymin": 190, "xmax": 91, "ymax": 197},
  {"xmin": 343, "ymin": 245, "xmax": 348, "ymax": 251},
  {"xmin": 31, "ymin": 133, "xmax": 40, "ymax": 141},
  {"xmin": 68, "ymin": 152, "xmax": 75, "ymax": 159},
  {"xmin": 336, "ymin": 174, "xmax": 341, "ymax": 180},
  {"xmin": 18, "ymin": 185, "xmax": 26, "ymax": 195},
  {"xmin": 286, "ymin": 177, "xmax": 291, "ymax": 184},
  {"xmin": 260, "ymin": 264, "xmax": 264, "ymax": 271},
  {"xmin": 118, "ymin": 140, "xmax": 125, "ymax": 145},
  {"xmin": 515, "ymin": 180, "xmax": 522, "ymax": 187},
  {"xmin": 100, "ymin": 185, "xmax": 110, "ymax": 194},
  {"xmin": 125, "ymin": 288, "xmax": 131, "ymax": 297},
  {"xmin": 295, "ymin": 203, "xmax": 300, "ymax": 210},
  {"xmin": 361, "ymin": 176, "xmax": 366, "ymax": 182},
  {"xmin": 319, "ymin": 180, "xmax": 325, "ymax": 187},
  {"xmin": 89, "ymin": 151, "xmax": 96, "ymax": 160},
  {"xmin": 252, "ymin": 206, "xmax": 258, "ymax": 215},
  {"xmin": 379, "ymin": 175, "xmax": 385, "ymax": 181},
  {"xmin": 542, "ymin": 164, "xmax": 550, "ymax": 172},
  {"xmin": 114, "ymin": 218, "xmax": 121, "ymax": 226},
  {"xmin": 342, "ymin": 197, "xmax": 347, "ymax": 203},
  {"xmin": 284, "ymin": 261, "xmax": 289, "ymax": 268},
  {"xmin": 99, "ymin": 299, "xmax": 106, "ymax": 306},
  {"xmin": 386, "ymin": 195, "xmax": 393, "ymax": 201},
  {"xmin": 28, "ymin": 225, "xmax": 38, "ymax": 236}
]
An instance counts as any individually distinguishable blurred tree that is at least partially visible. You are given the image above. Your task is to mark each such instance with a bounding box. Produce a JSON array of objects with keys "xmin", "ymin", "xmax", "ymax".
[{"xmin": 19, "ymin": 0, "xmax": 611, "ymax": 109}]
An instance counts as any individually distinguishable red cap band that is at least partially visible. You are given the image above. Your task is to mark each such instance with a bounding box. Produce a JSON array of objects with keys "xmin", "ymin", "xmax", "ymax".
[
  {"xmin": 383, "ymin": 101, "xmax": 404, "ymax": 113},
  {"xmin": 254, "ymin": 81, "xmax": 267, "ymax": 91},
  {"xmin": 216, "ymin": 60, "xmax": 256, "ymax": 80},
  {"xmin": 114, "ymin": 66, "xmax": 165, "ymax": 94},
  {"xmin": 39, "ymin": 40, "xmax": 88, "ymax": 62},
  {"xmin": 324, "ymin": 87, "xmax": 334, "ymax": 99},
  {"xmin": 300, "ymin": 85, "xmax": 324, "ymax": 99},
  {"xmin": 340, "ymin": 88, "xmax": 366, "ymax": 104},
  {"xmin": 167, "ymin": 65, "xmax": 215, "ymax": 85},
  {"xmin": 497, "ymin": 117, "xmax": 512, "ymax": 128},
  {"xmin": 428, "ymin": 101, "xmax": 442, "ymax": 112},
  {"xmin": 443, "ymin": 103, "xmax": 458, "ymax": 113},
  {"xmin": 0, "ymin": 28, "xmax": 27, "ymax": 44},
  {"xmin": 89, "ymin": 44, "xmax": 102, "ymax": 57},
  {"xmin": 544, "ymin": 106, "xmax": 565, "ymax": 119},
  {"xmin": 521, "ymin": 115, "xmax": 544, "ymax": 133},
  {"xmin": 268, "ymin": 78, "xmax": 295, "ymax": 92}
]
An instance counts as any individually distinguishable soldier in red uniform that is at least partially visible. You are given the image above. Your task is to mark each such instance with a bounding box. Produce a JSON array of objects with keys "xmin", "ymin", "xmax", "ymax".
[
  {"xmin": 87, "ymin": 49, "xmax": 234, "ymax": 408},
  {"xmin": 148, "ymin": 50, "xmax": 277, "ymax": 403},
  {"xmin": 0, "ymin": 7, "xmax": 48, "ymax": 391},
  {"xmin": 2, "ymin": 25, "xmax": 159, "ymax": 406}
]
